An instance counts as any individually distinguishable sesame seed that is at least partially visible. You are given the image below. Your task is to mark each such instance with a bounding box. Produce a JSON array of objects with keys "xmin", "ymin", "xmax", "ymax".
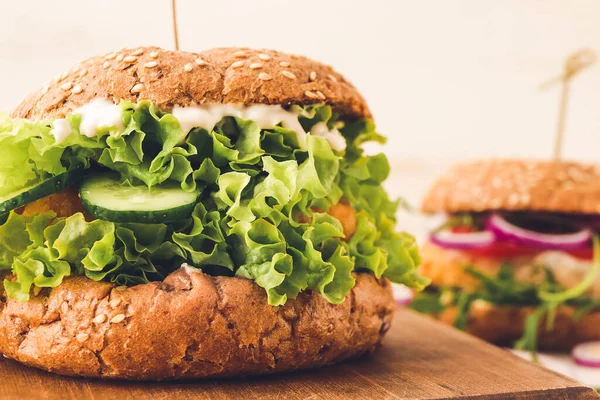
[
  {"xmin": 41, "ymin": 86, "xmax": 49, "ymax": 94},
  {"xmin": 61, "ymin": 301, "xmax": 69, "ymax": 313},
  {"xmin": 304, "ymin": 90, "xmax": 319, "ymax": 99},
  {"xmin": 60, "ymin": 82, "xmax": 73, "ymax": 91},
  {"xmin": 149, "ymin": 51, "xmax": 158, "ymax": 59},
  {"xmin": 232, "ymin": 51, "xmax": 246, "ymax": 58},
  {"xmin": 184, "ymin": 63, "xmax": 193, "ymax": 72},
  {"xmin": 93, "ymin": 314, "xmax": 107, "ymax": 324},
  {"xmin": 60, "ymin": 71, "xmax": 69, "ymax": 81},
  {"xmin": 71, "ymin": 85, "xmax": 83, "ymax": 94},
  {"xmin": 328, "ymin": 74, "xmax": 338, "ymax": 83},
  {"xmin": 279, "ymin": 61, "xmax": 290, "ymax": 67},
  {"xmin": 231, "ymin": 61, "xmax": 244, "ymax": 69},
  {"xmin": 116, "ymin": 285, "xmax": 128, "ymax": 292},
  {"xmin": 110, "ymin": 314, "xmax": 126, "ymax": 324},
  {"xmin": 76, "ymin": 333, "xmax": 89, "ymax": 343},
  {"xmin": 316, "ymin": 90, "xmax": 326, "ymax": 100},
  {"xmin": 130, "ymin": 84, "xmax": 144, "ymax": 93},
  {"xmin": 110, "ymin": 298, "xmax": 122, "ymax": 308},
  {"xmin": 72, "ymin": 66, "xmax": 80, "ymax": 73},
  {"xmin": 103, "ymin": 61, "xmax": 111, "ymax": 69},
  {"xmin": 309, "ymin": 71, "xmax": 317, "ymax": 81},
  {"xmin": 508, "ymin": 193, "xmax": 520, "ymax": 206},
  {"xmin": 79, "ymin": 68, "xmax": 88, "ymax": 77},
  {"xmin": 489, "ymin": 198, "xmax": 503, "ymax": 208},
  {"xmin": 281, "ymin": 70, "xmax": 296, "ymax": 79},
  {"xmin": 258, "ymin": 53, "xmax": 271, "ymax": 61},
  {"xmin": 290, "ymin": 54, "xmax": 300, "ymax": 60},
  {"xmin": 144, "ymin": 61, "xmax": 158, "ymax": 68},
  {"xmin": 116, "ymin": 54, "xmax": 124, "ymax": 61},
  {"xmin": 123, "ymin": 55, "xmax": 137, "ymax": 63},
  {"xmin": 258, "ymin": 72, "xmax": 272, "ymax": 81},
  {"xmin": 105, "ymin": 52, "xmax": 117, "ymax": 60},
  {"xmin": 195, "ymin": 58, "xmax": 207, "ymax": 66},
  {"xmin": 249, "ymin": 62, "xmax": 263, "ymax": 69},
  {"xmin": 131, "ymin": 49, "xmax": 144, "ymax": 56}
]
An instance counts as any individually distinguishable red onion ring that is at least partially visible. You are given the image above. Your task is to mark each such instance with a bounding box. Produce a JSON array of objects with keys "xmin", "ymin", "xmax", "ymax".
[
  {"xmin": 392, "ymin": 284, "xmax": 413, "ymax": 306},
  {"xmin": 430, "ymin": 229, "xmax": 496, "ymax": 250},
  {"xmin": 572, "ymin": 341, "xmax": 600, "ymax": 368},
  {"xmin": 485, "ymin": 214, "xmax": 591, "ymax": 250}
]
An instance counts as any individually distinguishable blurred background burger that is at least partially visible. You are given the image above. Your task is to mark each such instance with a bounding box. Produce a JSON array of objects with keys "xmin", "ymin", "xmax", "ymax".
[{"xmin": 415, "ymin": 159, "xmax": 600, "ymax": 351}]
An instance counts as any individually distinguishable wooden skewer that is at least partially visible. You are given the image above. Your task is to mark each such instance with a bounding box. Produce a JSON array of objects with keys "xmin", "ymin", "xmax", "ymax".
[
  {"xmin": 539, "ymin": 48, "xmax": 596, "ymax": 161},
  {"xmin": 171, "ymin": 0, "xmax": 180, "ymax": 51}
]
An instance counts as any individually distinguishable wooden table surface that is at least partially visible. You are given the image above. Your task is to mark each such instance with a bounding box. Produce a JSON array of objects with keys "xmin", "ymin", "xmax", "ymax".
[{"xmin": 0, "ymin": 309, "xmax": 597, "ymax": 400}]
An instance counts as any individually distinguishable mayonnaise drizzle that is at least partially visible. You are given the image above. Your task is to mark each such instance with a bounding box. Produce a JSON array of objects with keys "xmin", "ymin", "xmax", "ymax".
[
  {"xmin": 50, "ymin": 119, "xmax": 72, "ymax": 144},
  {"xmin": 310, "ymin": 121, "xmax": 347, "ymax": 152},
  {"xmin": 533, "ymin": 251, "xmax": 600, "ymax": 298},
  {"xmin": 73, "ymin": 98, "xmax": 124, "ymax": 138},
  {"xmin": 172, "ymin": 104, "xmax": 309, "ymax": 148},
  {"xmin": 172, "ymin": 105, "xmax": 242, "ymax": 139},
  {"xmin": 66, "ymin": 101, "xmax": 345, "ymax": 152}
]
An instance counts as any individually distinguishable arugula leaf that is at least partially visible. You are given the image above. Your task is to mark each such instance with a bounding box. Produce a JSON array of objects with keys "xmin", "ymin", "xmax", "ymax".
[
  {"xmin": 410, "ymin": 290, "xmax": 446, "ymax": 314},
  {"xmin": 539, "ymin": 235, "xmax": 600, "ymax": 304},
  {"xmin": 453, "ymin": 292, "xmax": 475, "ymax": 330},
  {"xmin": 441, "ymin": 235, "xmax": 600, "ymax": 352},
  {"xmin": 464, "ymin": 264, "xmax": 539, "ymax": 306},
  {"xmin": 514, "ymin": 304, "xmax": 549, "ymax": 356}
]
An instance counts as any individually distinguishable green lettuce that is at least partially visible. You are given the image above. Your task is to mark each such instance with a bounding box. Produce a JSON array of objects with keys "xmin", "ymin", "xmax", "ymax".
[
  {"xmin": 0, "ymin": 102, "xmax": 426, "ymax": 304},
  {"xmin": 413, "ymin": 236, "xmax": 600, "ymax": 351}
]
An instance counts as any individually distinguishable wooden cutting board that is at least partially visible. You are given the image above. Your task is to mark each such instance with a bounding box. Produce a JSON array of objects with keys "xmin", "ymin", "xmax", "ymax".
[{"xmin": 0, "ymin": 309, "xmax": 596, "ymax": 400}]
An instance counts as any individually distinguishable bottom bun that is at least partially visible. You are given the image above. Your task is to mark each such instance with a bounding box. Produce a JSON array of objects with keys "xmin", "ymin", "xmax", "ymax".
[
  {"xmin": 0, "ymin": 268, "xmax": 394, "ymax": 380},
  {"xmin": 438, "ymin": 303, "xmax": 600, "ymax": 351}
]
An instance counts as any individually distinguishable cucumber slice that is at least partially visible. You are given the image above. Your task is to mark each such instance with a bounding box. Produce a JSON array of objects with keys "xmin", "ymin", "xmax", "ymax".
[
  {"xmin": 80, "ymin": 175, "xmax": 200, "ymax": 223},
  {"xmin": 0, "ymin": 168, "xmax": 84, "ymax": 214}
]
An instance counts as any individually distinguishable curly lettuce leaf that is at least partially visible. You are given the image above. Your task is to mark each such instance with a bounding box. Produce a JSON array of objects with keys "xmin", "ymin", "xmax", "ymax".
[{"xmin": 1, "ymin": 103, "xmax": 426, "ymax": 305}]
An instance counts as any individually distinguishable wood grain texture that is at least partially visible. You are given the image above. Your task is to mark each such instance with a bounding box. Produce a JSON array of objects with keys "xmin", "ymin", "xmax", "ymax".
[{"xmin": 0, "ymin": 309, "xmax": 596, "ymax": 400}]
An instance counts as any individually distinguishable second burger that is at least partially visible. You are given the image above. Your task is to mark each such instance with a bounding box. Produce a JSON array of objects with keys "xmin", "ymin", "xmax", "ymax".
[{"xmin": 415, "ymin": 159, "xmax": 600, "ymax": 351}]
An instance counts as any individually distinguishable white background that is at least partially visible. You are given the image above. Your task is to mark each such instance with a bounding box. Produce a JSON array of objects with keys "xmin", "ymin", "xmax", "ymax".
[{"xmin": 1, "ymin": 0, "xmax": 600, "ymax": 220}]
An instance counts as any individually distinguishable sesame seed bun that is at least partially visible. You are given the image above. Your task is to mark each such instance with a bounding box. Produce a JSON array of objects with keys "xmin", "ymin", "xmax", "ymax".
[
  {"xmin": 438, "ymin": 303, "xmax": 600, "ymax": 351},
  {"xmin": 11, "ymin": 46, "xmax": 371, "ymax": 121},
  {"xmin": 0, "ymin": 268, "xmax": 394, "ymax": 380},
  {"xmin": 421, "ymin": 159, "xmax": 600, "ymax": 215}
]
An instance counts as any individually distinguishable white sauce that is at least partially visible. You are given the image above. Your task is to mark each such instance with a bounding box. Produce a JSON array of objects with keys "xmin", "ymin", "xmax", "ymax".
[
  {"xmin": 243, "ymin": 105, "xmax": 307, "ymax": 148},
  {"xmin": 73, "ymin": 98, "xmax": 124, "ymax": 138},
  {"xmin": 67, "ymin": 100, "xmax": 346, "ymax": 152},
  {"xmin": 173, "ymin": 104, "xmax": 310, "ymax": 148},
  {"xmin": 533, "ymin": 251, "xmax": 599, "ymax": 297},
  {"xmin": 172, "ymin": 105, "xmax": 242, "ymax": 138},
  {"xmin": 50, "ymin": 119, "xmax": 72, "ymax": 144},
  {"xmin": 310, "ymin": 121, "xmax": 347, "ymax": 152}
]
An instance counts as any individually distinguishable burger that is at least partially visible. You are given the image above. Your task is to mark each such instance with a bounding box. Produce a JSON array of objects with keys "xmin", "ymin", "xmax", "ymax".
[
  {"xmin": 0, "ymin": 46, "xmax": 426, "ymax": 379},
  {"xmin": 415, "ymin": 159, "xmax": 600, "ymax": 351}
]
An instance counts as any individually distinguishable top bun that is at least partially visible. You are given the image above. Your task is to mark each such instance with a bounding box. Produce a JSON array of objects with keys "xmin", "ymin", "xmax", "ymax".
[
  {"xmin": 12, "ymin": 46, "xmax": 371, "ymax": 120},
  {"xmin": 421, "ymin": 159, "xmax": 600, "ymax": 215}
]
